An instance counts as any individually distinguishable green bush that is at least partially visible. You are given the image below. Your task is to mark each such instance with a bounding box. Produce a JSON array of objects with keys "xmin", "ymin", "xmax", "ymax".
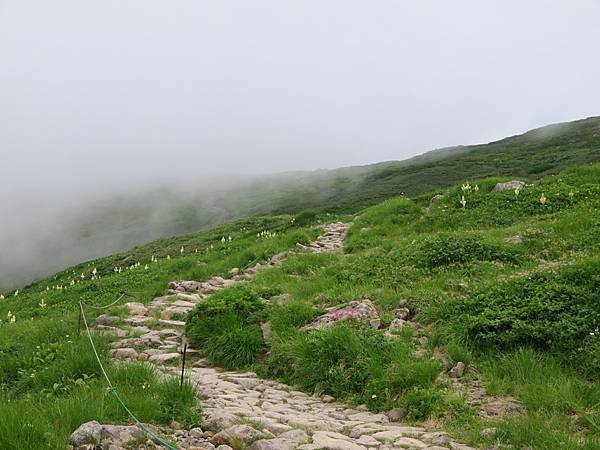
[
  {"xmin": 186, "ymin": 285, "xmax": 266, "ymax": 368},
  {"xmin": 418, "ymin": 234, "xmax": 523, "ymax": 268},
  {"xmin": 402, "ymin": 388, "xmax": 446, "ymax": 420},
  {"xmin": 186, "ymin": 285, "xmax": 265, "ymax": 345},
  {"xmin": 266, "ymin": 322, "xmax": 442, "ymax": 410},
  {"xmin": 453, "ymin": 257, "xmax": 600, "ymax": 373},
  {"xmin": 293, "ymin": 210, "xmax": 318, "ymax": 226},
  {"xmin": 204, "ymin": 326, "xmax": 264, "ymax": 369}
]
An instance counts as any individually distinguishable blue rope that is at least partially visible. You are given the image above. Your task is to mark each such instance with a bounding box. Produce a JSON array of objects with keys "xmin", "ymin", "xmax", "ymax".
[{"xmin": 79, "ymin": 300, "xmax": 179, "ymax": 450}]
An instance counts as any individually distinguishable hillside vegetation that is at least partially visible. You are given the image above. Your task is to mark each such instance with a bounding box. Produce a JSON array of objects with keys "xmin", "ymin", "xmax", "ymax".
[
  {"xmin": 1, "ymin": 162, "xmax": 599, "ymax": 449},
  {"xmin": 3, "ymin": 116, "xmax": 598, "ymax": 292}
]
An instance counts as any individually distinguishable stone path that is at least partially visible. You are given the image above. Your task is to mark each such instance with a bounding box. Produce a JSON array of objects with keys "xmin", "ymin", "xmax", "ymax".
[{"xmin": 82, "ymin": 222, "xmax": 477, "ymax": 450}]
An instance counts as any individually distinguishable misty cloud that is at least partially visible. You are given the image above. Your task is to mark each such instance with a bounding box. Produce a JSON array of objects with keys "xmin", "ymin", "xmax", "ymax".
[{"xmin": 1, "ymin": 1, "xmax": 599, "ymax": 289}]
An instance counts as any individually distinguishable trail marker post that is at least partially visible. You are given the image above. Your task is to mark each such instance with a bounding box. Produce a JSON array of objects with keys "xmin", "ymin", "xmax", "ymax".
[{"xmin": 180, "ymin": 338, "xmax": 188, "ymax": 389}]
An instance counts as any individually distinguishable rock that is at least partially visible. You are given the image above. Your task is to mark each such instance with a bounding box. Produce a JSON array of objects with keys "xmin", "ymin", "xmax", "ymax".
[
  {"xmin": 479, "ymin": 396, "xmax": 524, "ymax": 418},
  {"xmin": 303, "ymin": 299, "xmax": 379, "ymax": 330},
  {"xmin": 110, "ymin": 348, "xmax": 139, "ymax": 360},
  {"xmin": 123, "ymin": 316, "xmax": 152, "ymax": 326},
  {"xmin": 370, "ymin": 318, "xmax": 382, "ymax": 329},
  {"xmin": 458, "ymin": 281, "xmax": 468, "ymax": 290},
  {"xmin": 449, "ymin": 362, "xmax": 466, "ymax": 378},
  {"xmin": 272, "ymin": 293, "xmax": 291, "ymax": 304},
  {"xmin": 70, "ymin": 421, "xmax": 102, "ymax": 446},
  {"xmin": 101, "ymin": 424, "xmax": 143, "ymax": 445},
  {"xmin": 228, "ymin": 268, "xmax": 240, "ymax": 277},
  {"xmin": 169, "ymin": 280, "xmax": 204, "ymax": 293},
  {"xmin": 395, "ymin": 307, "xmax": 411, "ymax": 320},
  {"xmin": 124, "ymin": 302, "xmax": 148, "ymax": 316},
  {"xmin": 388, "ymin": 318, "xmax": 406, "ymax": 330},
  {"xmin": 212, "ymin": 424, "xmax": 264, "ymax": 445},
  {"xmin": 149, "ymin": 352, "xmax": 180, "ymax": 363},
  {"xmin": 175, "ymin": 293, "xmax": 201, "ymax": 303},
  {"xmin": 279, "ymin": 429, "xmax": 309, "ymax": 443},
  {"xmin": 394, "ymin": 436, "xmax": 426, "ymax": 448},
  {"xmin": 302, "ymin": 431, "xmax": 366, "ymax": 450},
  {"xmin": 505, "ymin": 235, "xmax": 523, "ymax": 244},
  {"xmin": 249, "ymin": 430, "xmax": 309, "ymax": 450},
  {"xmin": 96, "ymin": 314, "xmax": 120, "ymax": 325},
  {"xmin": 270, "ymin": 251, "xmax": 291, "ymax": 264},
  {"xmin": 386, "ymin": 407, "xmax": 407, "ymax": 421},
  {"xmin": 189, "ymin": 427, "xmax": 205, "ymax": 439},
  {"xmin": 203, "ymin": 412, "xmax": 238, "ymax": 431},
  {"xmin": 492, "ymin": 180, "xmax": 525, "ymax": 192},
  {"xmin": 94, "ymin": 325, "xmax": 128, "ymax": 337},
  {"xmin": 422, "ymin": 431, "xmax": 450, "ymax": 446},
  {"xmin": 430, "ymin": 194, "xmax": 444, "ymax": 204},
  {"xmin": 261, "ymin": 322, "xmax": 272, "ymax": 342},
  {"xmin": 322, "ymin": 395, "xmax": 335, "ymax": 403},
  {"xmin": 480, "ymin": 427, "xmax": 497, "ymax": 439},
  {"xmin": 158, "ymin": 319, "xmax": 186, "ymax": 327},
  {"xmin": 216, "ymin": 446, "xmax": 233, "ymax": 450}
]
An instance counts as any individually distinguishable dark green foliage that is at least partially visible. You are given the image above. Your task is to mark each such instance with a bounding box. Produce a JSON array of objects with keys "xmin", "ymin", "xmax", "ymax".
[
  {"xmin": 293, "ymin": 210, "xmax": 318, "ymax": 226},
  {"xmin": 204, "ymin": 326, "xmax": 264, "ymax": 369},
  {"xmin": 418, "ymin": 234, "xmax": 523, "ymax": 267},
  {"xmin": 452, "ymin": 257, "xmax": 600, "ymax": 373},
  {"xmin": 186, "ymin": 285, "xmax": 266, "ymax": 369},
  {"xmin": 402, "ymin": 388, "xmax": 446, "ymax": 420},
  {"xmin": 265, "ymin": 323, "xmax": 442, "ymax": 411}
]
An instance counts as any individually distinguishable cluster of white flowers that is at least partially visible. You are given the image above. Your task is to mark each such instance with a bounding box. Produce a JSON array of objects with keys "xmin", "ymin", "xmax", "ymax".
[
  {"xmin": 257, "ymin": 230, "xmax": 277, "ymax": 239},
  {"xmin": 6, "ymin": 311, "xmax": 15, "ymax": 323},
  {"xmin": 458, "ymin": 181, "xmax": 479, "ymax": 208}
]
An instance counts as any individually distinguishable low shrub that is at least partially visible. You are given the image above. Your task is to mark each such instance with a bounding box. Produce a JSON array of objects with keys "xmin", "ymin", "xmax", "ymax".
[
  {"xmin": 452, "ymin": 257, "xmax": 600, "ymax": 373},
  {"xmin": 266, "ymin": 322, "xmax": 442, "ymax": 410},
  {"xmin": 186, "ymin": 285, "xmax": 266, "ymax": 369},
  {"xmin": 293, "ymin": 210, "xmax": 318, "ymax": 226},
  {"xmin": 402, "ymin": 387, "xmax": 446, "ymax": 420},
  {"xmin": 418, "ymin": 234, "xmax": 523, "ymax": 268}
]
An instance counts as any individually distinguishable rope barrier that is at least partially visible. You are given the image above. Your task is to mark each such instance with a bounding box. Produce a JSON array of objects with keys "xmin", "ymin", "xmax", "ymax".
[
  {"xmin": 79, "ymin": 299, "xmax": 179, "ymax": 450},
  {"xmin": 83, "ymin": 292, "xmax": 138, "ymax": 310}
]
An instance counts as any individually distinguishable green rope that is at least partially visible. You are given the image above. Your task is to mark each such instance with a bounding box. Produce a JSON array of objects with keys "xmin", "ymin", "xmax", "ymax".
[{"xmin": 79, "ymin": 300, "xmax": 179, "ymax": 450}]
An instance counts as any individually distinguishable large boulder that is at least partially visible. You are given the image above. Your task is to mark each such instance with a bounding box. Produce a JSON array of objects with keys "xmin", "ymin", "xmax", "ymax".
[
  {"xmin": 492, "ymin": 180, "xmax": 526, "ymax": 192},
  {"xmin": 303, "ymin": 299, "xmax": 379, "ymax": 330}
]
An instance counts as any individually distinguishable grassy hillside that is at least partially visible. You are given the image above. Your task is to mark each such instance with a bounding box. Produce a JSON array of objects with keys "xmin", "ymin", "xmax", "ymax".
[
  {"xmin": 186, "ymin": 164, "xmax": 600, "ymax": 449},
  {"xmin": 1, "ymin": 163, "xmax": 599, "ymax": 449},
  {"xmin": 234, "ymin": 115, "xmax": 600, "ymax": 213},
  {"xmin": 3, "ymin": 116, "xmax": 598, "ymax": 292}
]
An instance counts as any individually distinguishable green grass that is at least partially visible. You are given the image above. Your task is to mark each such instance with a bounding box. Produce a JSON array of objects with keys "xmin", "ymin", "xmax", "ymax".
[
  {"xmin": 2, "ymin": 163, "xmax": 600, "ymax": 449},
  {"xmin": 186, "ymin": 163, "xmax": 600, "ymax": 449},
  {"xmin": 0, "ymin": 214, "xmax": 321, "ymax": 448}
]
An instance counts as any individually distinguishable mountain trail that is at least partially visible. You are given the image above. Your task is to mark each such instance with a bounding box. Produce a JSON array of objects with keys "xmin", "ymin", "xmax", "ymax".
[{"xmin": 81, "ymin": 222, "xmax": 476, "ymax": 450}]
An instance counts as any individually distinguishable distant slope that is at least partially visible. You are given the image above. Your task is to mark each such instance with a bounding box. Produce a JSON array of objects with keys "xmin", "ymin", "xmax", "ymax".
[
  {"xmin": 1, "ymin": 116, "xmax": 599, "ymax": 291},
  {"xmin": 231, "ymin": 116, "xmax": 600, "ymax": 213}
]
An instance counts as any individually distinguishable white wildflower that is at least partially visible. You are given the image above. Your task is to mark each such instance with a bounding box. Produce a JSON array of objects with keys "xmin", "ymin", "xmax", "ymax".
[
  {"xmin": 539, "ymin": 193, "xmax": 547, "ymax": 205},
  {"xmin": 39, "ymin": 299, "xmax": 47, "ymax": 308},
  {"xmin": 460, "ymin": 196, "xmax": 467, "ymax": 208}
]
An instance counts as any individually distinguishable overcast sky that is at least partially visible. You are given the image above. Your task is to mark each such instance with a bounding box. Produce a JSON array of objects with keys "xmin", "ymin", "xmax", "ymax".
[{"xmin": 1, "ymin": 1, "xmax": 600, "ymax": 194}]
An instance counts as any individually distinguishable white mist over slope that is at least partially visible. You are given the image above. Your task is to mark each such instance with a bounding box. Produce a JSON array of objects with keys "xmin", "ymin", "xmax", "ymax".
[{"xmin": 1, "ymin": 1, "xmax": 600, "ymax": 289}]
